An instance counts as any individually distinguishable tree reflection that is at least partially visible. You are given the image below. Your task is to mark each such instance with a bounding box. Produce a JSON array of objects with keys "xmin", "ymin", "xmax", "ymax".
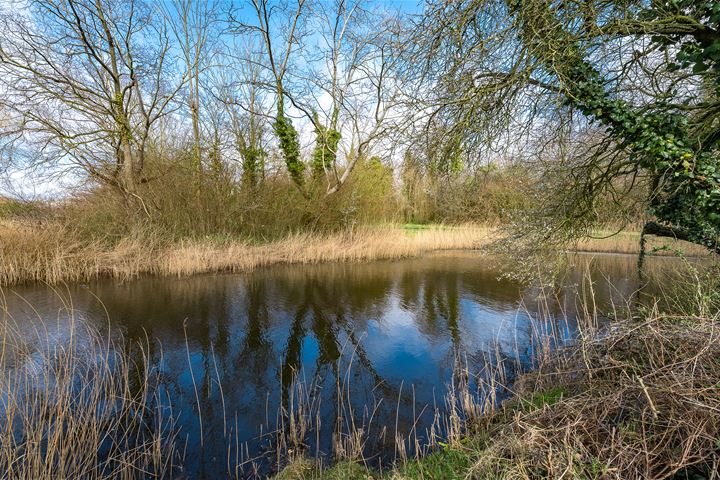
[{"xmin": 1, "ymin": 252, "xmax": 658, "ymax": 478}]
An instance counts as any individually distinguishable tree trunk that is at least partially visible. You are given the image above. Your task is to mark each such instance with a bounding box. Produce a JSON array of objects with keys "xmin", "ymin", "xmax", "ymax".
[{"xmin": 120, "ymin": 140, "xmax": 136, "ymax": 193}]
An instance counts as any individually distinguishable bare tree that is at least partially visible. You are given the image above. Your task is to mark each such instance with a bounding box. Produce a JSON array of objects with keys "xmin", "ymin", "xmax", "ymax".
[
  {"xmin": 161, "ymin": 0, "xmax": 218, "ymax": 175},
  {"xmin": 0, "ymin": 0, "xmax": 183, "ymax": 200},
  {"xmin": 233, "ymin": 0, "xmax": 308, "ymax": 191},
  {"xmin": 319, "ymin": 13, "xmax": 400, "ymax": 195},
  {"xmin": 233, "ymin": 0, "xmax": 401, "ymax": 197},
  {"xmin": 212, "ymin": 40, "xmax": 270, "ymax": 190}
]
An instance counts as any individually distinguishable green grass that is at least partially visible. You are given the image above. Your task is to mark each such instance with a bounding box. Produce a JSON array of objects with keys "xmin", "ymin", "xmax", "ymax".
[
  {"xmin": 521, "ymin": 386, "xmax": 565, "ymax": 411},
  {"xmin": 390, "ymin": 447, "xmax": 475, "ymax": 479},
  {"xmin": 276, "ymin": 447, "xmax": 477, "ymax": 479},
  {"xmin": 321, "ymin": 462, "xmax": 375, "ymax": 479},
  {"xmin": 275, "ymin": 459, "xmax": 372, "ymax": 479},
  {"xmin": 401, "ymin": 223, "xmax": 442, "ymax": 231},
  {"xmin": 0, "ymin": 198, "xmax": 42, "ymax": 219}
]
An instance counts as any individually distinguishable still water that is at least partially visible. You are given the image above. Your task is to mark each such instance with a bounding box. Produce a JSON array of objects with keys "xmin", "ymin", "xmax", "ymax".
[{"xmin": 1, "ymin": 252, "xmax": 685, "ymax": 477}]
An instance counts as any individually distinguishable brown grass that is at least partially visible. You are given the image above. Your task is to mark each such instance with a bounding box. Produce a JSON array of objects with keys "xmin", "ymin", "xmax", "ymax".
[
  {"xmin": 0, "ymin": 222, "xmax": 493, "ymax": 286},
  {"xmin": 1, "ymin": 220, "xmax": 714, "ymax": 287},
  {"xmin": 468, "ymin": 310, "xmax": 720, "ymax": 479},
  {"xmin": 574, "ymin": 229, "xmax": 712, "ymax": 256}
]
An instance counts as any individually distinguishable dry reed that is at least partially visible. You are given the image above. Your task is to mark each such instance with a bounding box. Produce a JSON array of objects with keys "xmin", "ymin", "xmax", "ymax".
[
  {"xmin": 3, "ymin": 219, "xmax": 714, "ymax": 287},
  {"xmin": 0, "ymin": 290, "xmax": 180, "ymax": 479},
  {"xmin": 0, "ymin": 223, "xmax": 493, "ymax": 286},
  {"xmin": 470, "ymin": 310, "xmax": 720, "ymax": 479}
]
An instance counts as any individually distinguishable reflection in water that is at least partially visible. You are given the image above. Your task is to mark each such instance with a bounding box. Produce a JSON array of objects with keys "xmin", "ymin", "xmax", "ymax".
[{"xmin": 1, "ymin": 252, "xmax": 686, "ymax": 477}]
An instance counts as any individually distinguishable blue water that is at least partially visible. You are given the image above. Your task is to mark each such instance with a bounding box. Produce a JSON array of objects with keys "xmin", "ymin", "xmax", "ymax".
[{"xmin": 2, "ymin": 252, "xmax": 673, "ymax": 477}]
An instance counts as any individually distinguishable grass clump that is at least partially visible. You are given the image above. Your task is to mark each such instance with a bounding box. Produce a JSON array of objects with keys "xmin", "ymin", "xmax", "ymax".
[
  {"xmin": 390, "ymin": 447, "xmax": 475, "ymax": 479},
  {"xmin": 276, "ymin": 449, "xmax": 475, "ymax": 479},
  {"xmin": 277, "ymin": 460, "xmax": 373, "ymax": 480},
  {"xmin": 469, "ymin": 312, "xmax": 720, "ymax": 479}
]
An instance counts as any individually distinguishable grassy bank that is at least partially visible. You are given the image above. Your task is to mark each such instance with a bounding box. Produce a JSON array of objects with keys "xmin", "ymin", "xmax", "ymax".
[{"xmin": 573, "ymin": 230, "xmax": 712, "ymax": 257}]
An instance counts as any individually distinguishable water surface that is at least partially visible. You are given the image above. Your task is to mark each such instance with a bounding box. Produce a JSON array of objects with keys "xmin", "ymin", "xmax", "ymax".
[{"xmin": 1, "ymin": 252, "xmax": 686, "ymax": 477}]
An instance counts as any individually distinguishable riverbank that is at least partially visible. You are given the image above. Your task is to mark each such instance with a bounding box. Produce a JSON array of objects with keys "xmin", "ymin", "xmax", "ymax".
[
  {"xmin": 573, "ymin": 229, "xmax": 712, "ymax": 257},
  {"xmin": 0, "ymin": 222, "xmax": 712, "ymax": 286},
  {"xmin": 0, "ymin": 223, "xmax": 492, "ymax": 286},
  {"xmin": 275, "ymin": 306, "xmax": 720, "ymax": 479}
]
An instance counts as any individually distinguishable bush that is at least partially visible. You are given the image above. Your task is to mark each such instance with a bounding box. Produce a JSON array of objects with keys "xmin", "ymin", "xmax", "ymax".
[{"xmin": 50, "ymin": 153, "xmax": 400, "ymax": 242}]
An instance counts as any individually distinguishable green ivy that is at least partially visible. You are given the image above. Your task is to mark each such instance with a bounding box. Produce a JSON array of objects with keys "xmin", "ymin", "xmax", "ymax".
[
  {"xmin": 273, "ymin": 96, "xmax": 305, "ymax": 187},
  {"xmin": 311, "ymin": 112, "xmax": 341, "ymax": 179},
  {"xmin": 644, "ymin": 1, "xmax": 720, "ymax": 78},
  {"xmin": 563, "ymin": 58, "xmax": 720, "ymax": 250},
  {"xmin": 510, "ymin": 0, "xmax": 720, "ymax": 251},
  {"xmin": 241, "ymin": 146, "xmax": 265, "ymax": 188}
]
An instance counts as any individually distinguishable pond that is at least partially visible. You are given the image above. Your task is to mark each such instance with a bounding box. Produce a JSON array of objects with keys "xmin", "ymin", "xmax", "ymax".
[{"xmin": 0, "ymin": 252, "xmax": 689, "ymax": 478}]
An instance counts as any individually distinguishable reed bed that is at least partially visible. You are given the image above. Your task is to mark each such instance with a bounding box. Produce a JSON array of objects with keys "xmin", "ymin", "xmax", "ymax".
[
  {"xmin": 2, "ymin": 219, "xmax": 713, "ymax": 287},
  {"xmin": 0, "ymin": 292, "xmax": 180, "ymax": 479},
  {"xmin": 0, "ymin": 223, "xmax": 493, "ymax": 286},
  {"xmin": 158, "ymin": 225, "xmax": 490, "ymax": 277},
  {"xmin": 468, "ymin": 310, "xmax": 720, "ymax": 480},
  {"xmin": 573, "ymin": 229, "xmax": 712, "ymax": 256}
]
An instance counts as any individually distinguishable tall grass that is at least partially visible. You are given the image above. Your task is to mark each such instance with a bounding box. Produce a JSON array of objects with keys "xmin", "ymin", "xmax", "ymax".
[
  {"xmin": 0, "ymin": 291, "xmax": 180, "ymax": 479},
  {"xmin": 0, "ymin": 223, "xmax": 492, "ymax": 286}
]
